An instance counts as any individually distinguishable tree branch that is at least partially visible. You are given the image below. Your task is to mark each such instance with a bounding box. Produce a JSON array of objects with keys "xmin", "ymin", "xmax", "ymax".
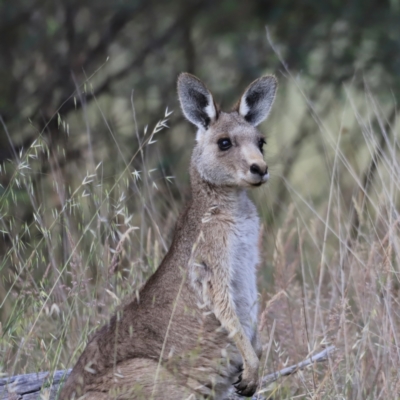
[{"xmin": 0, "ymin": 0, "xmax": 210, "ymax": 164}]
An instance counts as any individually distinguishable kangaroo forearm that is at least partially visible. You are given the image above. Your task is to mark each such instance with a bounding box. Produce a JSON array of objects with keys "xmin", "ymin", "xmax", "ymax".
[
  {"xmin": 232, "ymin": 329, "xmax": 259, "ymax": 367},
  {"xmin": 209, "ymin": 281, "xmax": 258, "ymax": 367}
]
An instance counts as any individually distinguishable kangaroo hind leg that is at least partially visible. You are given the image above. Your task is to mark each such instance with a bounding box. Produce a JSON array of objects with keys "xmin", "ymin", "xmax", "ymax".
[{"xmin": 85, "ymin": 357, "xmax": 199, "ymax": 400}]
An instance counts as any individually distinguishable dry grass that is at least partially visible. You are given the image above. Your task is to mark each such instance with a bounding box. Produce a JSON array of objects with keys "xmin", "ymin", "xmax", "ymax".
[{"xmin": 0, "ymin": 71, "xmax": 399, "ymax": 400}]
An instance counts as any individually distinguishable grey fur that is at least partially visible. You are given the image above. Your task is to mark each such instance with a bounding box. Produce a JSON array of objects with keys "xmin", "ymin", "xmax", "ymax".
[
  {"xmin": 177, "ymin": 73, "xmax": 217, "ymax": 130},
  {"xmin": 238, "ymin": 76, "xmax": 277, "ymax": 126}
]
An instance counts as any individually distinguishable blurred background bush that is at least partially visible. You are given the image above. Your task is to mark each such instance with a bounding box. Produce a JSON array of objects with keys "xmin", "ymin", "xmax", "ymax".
[{"xmin": 1, "ymin": 1, "xmax": 399, "ymax": 398}]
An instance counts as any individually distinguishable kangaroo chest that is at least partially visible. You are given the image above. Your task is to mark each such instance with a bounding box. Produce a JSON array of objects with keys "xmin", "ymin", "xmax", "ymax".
[
  {"xmin": 187, "ymin": 193, "xmax": 261, "ymax": 341},
  {"xmin": 228, "ymin": 201, "xmax": 260, "ymax": 341}
]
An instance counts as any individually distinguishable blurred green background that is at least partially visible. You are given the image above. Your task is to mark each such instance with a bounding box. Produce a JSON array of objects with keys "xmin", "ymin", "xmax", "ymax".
[
  {"xmin": 0, "ymin": 0, "xmax": 399, "ymax": 393},
  {"xmin": 1, "ymin": 0, "xmax": 398, "ymax": 232}
]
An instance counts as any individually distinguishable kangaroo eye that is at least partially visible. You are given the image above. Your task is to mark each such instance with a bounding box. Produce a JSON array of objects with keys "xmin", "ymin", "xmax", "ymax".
[
  {"xmin": 258, "ymin": 138, "xmax": 266, "ymax": 153},
  {"xmin": 217, "ymin": 138, "xmax": 232, "ymax": 151}
]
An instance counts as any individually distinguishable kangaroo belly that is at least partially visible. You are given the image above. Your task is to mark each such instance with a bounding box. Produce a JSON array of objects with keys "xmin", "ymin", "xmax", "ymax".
[{"xmin": 229, "ymin": 212, "xmax": 260, "ymax": 341}]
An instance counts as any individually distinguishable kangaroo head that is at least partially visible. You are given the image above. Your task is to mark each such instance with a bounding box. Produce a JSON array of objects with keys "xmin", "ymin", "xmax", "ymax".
[{"xmin": 177, "ymin": 73, "xmax": 277, "ymax": 188}]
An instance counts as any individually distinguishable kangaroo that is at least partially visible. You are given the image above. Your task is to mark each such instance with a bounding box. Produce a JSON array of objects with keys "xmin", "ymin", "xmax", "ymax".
[{"xmin": 60, "ymin": 73, "xmax": 277, "ymax": 400}]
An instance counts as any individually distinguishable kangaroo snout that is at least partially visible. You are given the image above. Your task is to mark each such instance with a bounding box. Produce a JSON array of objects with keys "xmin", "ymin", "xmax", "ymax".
[{"xmin": 250, "ymin": 163, "xmax": 268, "ymax": 177}]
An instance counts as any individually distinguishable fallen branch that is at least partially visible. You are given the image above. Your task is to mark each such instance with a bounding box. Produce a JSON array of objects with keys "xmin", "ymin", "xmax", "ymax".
[
  {"xmin": 0, "ymin": 346, "xmax": 335, "ymax": 400},
  {"xmin": 0, "ymin": 369, "xmax": 71, "ymax": 400},
  {"xmin": 227, "ymin": 345, "xmax": 336, "ymax": 400},
  {"xmin": 262, "ymin": 345, "xmax": 336, "ymax": 386}
]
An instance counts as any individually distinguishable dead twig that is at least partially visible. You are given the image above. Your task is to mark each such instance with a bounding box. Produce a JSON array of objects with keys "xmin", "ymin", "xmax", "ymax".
[
  {"xmin": 261, "ymin": 345, "xmax": 336, "ymax": 386},
  {"xmin": 227, "ymin": 345, "xmax": 336, "ymax": 399}
]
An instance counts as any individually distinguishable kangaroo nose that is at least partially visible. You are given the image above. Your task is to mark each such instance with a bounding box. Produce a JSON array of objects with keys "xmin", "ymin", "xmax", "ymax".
[{"xmin": 250, "ymin": 163, "xmax": 268, "ymax": 176}]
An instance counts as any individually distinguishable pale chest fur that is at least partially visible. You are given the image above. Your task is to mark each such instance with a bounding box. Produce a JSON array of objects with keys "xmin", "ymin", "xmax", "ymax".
[
  {"xmin": 189, "ymin": 190, "xmax": 260, "ymax": 341},
  {"xmin": 228, "ymin": 193, "xmax": 260, "ymax": 341}
]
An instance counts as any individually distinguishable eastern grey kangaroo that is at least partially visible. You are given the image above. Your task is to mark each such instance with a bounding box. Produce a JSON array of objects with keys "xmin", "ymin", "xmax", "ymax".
[{"xmin": 60, "ymin": 73, "xmax": 277, "ymax": 400}]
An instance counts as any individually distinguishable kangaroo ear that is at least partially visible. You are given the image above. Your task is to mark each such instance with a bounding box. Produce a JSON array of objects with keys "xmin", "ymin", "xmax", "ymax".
[
  {"xmin": 237, "ymin": 75, "xmax": 277, "ymax": 126},
  {"xmin": 177, "ymin": 73, "xmax": 217, "ymax": 131}
]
